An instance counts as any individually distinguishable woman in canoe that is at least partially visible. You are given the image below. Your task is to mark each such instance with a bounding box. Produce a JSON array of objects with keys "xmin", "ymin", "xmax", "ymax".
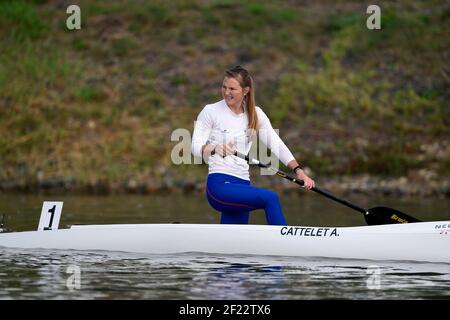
[{"xmin": 192, "ymin": 65, "xmax": 315, "ymax": 225}]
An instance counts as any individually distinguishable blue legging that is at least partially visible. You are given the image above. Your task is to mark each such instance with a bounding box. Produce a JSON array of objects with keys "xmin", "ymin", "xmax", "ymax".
[{"xmin": 206, "ymin": 173, "xmax": 287, "ymax": 225}]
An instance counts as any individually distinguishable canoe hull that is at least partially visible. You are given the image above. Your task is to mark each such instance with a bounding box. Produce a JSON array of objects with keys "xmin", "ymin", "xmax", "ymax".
[{"xmin": 1, "ymin": 222, "xmax": 449, "ymax": 263}]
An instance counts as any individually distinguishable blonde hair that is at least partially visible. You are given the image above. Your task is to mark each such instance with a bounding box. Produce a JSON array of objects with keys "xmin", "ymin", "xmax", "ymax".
[{"xmin": 225, "ymin": 66, "xmax": 258, "ymax": 131}]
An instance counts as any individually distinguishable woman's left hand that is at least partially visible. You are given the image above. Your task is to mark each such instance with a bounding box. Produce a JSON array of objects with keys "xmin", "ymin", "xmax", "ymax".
[{"xmin": 295, "ymin": 169, "xmax": 315, "ymax": 190}]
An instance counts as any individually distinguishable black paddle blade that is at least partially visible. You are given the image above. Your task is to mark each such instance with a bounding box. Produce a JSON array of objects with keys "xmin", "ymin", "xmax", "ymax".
[{"xmin": 364, "ymin": 206, "xmax": 422, "ymax": 225}]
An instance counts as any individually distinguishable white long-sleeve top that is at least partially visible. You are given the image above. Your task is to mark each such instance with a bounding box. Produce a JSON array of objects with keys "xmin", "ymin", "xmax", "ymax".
[{"xmin": 191, "ymin": 99, "xmax": 295, "ymax": 181}]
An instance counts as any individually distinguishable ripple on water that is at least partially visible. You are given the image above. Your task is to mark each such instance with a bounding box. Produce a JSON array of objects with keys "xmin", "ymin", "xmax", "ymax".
[{"xmin": 1, "ymin": 249, "xmax": 449, "ymax": 299}]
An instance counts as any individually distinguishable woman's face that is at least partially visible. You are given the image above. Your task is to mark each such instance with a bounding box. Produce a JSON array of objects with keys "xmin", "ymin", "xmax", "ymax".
[{"xmin": 222, "ymin": 76, "xmax": 249, "ymax": 107}]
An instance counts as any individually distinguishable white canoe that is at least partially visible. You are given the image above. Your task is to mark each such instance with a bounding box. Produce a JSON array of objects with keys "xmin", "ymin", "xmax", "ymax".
[{"xmin": 1, "ymin": 222, "xmax": 450, "ymax": 263}]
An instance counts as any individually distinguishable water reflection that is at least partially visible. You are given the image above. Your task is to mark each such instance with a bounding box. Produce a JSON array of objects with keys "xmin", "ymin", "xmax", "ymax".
[
  {"xmin": 1, "ymin": 249, "xmax": 449, "ymax": 299},
  {"xmin": 185, "ymin": 258, "xmax": 287, "ymax": 299}
]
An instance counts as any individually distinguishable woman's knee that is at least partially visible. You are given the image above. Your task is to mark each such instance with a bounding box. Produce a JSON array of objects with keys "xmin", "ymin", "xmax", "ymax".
[{"xmin": 262, "ymin": 189, "xmax": 280, "ymax": 203}]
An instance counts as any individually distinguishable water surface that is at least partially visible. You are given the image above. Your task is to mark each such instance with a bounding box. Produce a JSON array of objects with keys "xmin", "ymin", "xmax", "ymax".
[{"xmin": 0, "ymin": 193, "xmax": 449, "ymax": 299}]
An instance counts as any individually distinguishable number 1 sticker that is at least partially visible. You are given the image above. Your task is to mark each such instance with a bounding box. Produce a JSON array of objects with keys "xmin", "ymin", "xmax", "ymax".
[{"xmin": 37, "ymin": 202, "xmax": 63, "ymax": 231}]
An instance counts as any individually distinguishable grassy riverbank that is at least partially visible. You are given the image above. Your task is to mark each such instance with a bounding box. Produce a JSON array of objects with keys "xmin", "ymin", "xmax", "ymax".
[{"xmin": 0, "ymin": 0, "xmax": 448, "ymax": 196}]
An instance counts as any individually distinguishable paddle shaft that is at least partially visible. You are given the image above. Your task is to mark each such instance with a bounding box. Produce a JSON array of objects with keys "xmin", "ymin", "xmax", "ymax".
[{"xmin": 236, "ymin": 152, "xmax": 368, "ymax": 215}]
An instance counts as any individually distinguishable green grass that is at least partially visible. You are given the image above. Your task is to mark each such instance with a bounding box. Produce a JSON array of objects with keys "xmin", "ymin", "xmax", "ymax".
[
  {"xmin": 78, "ymin": 86, "xmax": 106, "ymax": 102},
  {"xmin": 0, "ymin": 0, "xmax": 448, "ymax": 192},
  {"xmin": 0, "ymin": 0, "xmax": 47, "ymax": 41}
]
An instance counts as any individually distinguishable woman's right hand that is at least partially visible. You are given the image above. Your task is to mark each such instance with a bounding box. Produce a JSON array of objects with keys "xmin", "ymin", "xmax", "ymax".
[{"xmin": 214, "ymin": 142, "xmax": 236, "ymax": 158}]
